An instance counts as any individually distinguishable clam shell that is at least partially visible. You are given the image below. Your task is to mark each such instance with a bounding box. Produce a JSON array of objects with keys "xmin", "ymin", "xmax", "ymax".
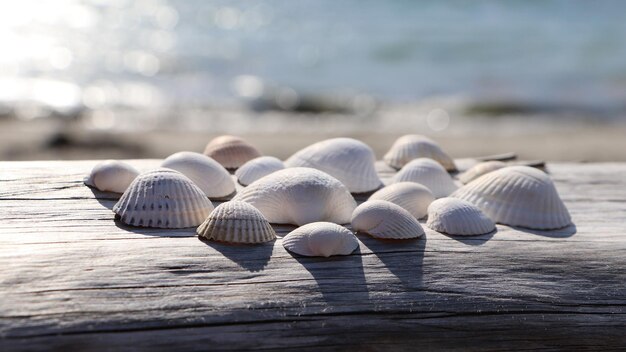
[
  {"xmin": 285, "ymin": 138, "xmax": 382, "ymax": 193},
  {"xmin": 232, "ymin": 167, "xmax": 356, "ymax": 226},
  {"xmin": 282, "ymin": 222, "xmax": 358, "ymax": 257},
  {"xmin": 451, "ymin": 166, "xmax": 571, "ymax": 230},
  {"xmin": 197, "ymin": 201, "xmax": 276, "ymax": 244},
  {"xmin": 351, "ymin": 200, "xmax": 425, "ymax": 239},
  {"xmin": 368, "ymin": 182, "xmax": 435, "ymax": 219},
  {"xmin": 426, "ymin": 197, "xmax": 495, "ymax": 236},
  {"xmin": 235, "ymin": 156, "xmax": 285, "ymax": 186},
  {"xmin": 458, "ymin": 161, "xmax": 506, "ymax": 184},
  {"xmin": 203, "ymin": 135, "xmax": 261, "ymax": 169},
  {"xmin": 113, "ymin": 168, "xmax": 214, "ymax": 228},
  {"xmin": 392, "ymin": 158, "xmax": 458, "ymax": 198},
  {"xmin": 161, "ymin": 151, "xmax": 236, "ymax": 198},
  {"xmin": 383, "ymin": 134, "xmax": 456, "ymax": 171},
  {"xmin": 84, "ymin": 160, "xmax": 139, "ymax": 194}
]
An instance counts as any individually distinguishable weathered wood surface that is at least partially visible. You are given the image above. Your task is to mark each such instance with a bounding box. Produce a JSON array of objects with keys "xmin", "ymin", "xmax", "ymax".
[{"xmin": 0, "ymin": 160, "xmax": 625, "ymax": 351}]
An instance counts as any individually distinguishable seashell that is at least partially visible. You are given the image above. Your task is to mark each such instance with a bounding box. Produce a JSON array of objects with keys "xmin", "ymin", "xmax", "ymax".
[
  {"xmin": 368, "ymin": 182, "xmax": 435, "ymax": 219},
  {"xmin": 282, "ymin": 222, "xmax": 358, "ymax": 257},
  {"xmin": 451, "ymin": 166, "xmax": 571, "ymax": 230},
  {"xmin": 113, "ymin": 168, "xmax": 214, "ymax": 228},
  {"xmin": 285, "ymin": 138, "xmax": 382, "ymax": 193},
  {"xmin": 235, "ymin": 156, "xmax": 285, "ymax": 186},
  {"xmin": 161, "ymin": 151, "xmax": 236, "ymax": 198},
  {"xmin": 392, "ymin": 158, "xmax": 458, "ymax": 198},
  {"xmin": 84, "ymin": 160, "xmax": 139, "ymax": 194},
  {"xmin": 351, "ymin": 200, "xmax": 425, "ymax": 239},
  {"xmin": 197, "ymin": 201, "xmax": 276, "ymax": 244},
  {"xmin": 458, "ymin": 161, "xmax": 506, "ymax": 184},
  {"xmin": 232, "ymin": 167, "xmax": 356, "ymax": 226},
  {"xmin": 426, "ymin": 197, "xmax": 495, "ymax": 236},
  {"xmin": 203, "ymin": 135, "xmax": 262, "ymax": 169},
  {"xmin": 384, "ymin": 134, "xmax": 456, "ymax": 171}
]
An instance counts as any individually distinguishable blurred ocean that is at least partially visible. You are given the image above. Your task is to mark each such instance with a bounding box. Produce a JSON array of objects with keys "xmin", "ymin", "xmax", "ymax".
[{"xmin": 1, "ymin": 0, "xmax": 626, "ymax": 133}]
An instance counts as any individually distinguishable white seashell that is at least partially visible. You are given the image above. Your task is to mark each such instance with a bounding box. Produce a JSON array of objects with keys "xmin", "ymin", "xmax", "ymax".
[
  {"xmin": 161, "ymin": 151, "xmax": 236, "ymax": 198},
  {"xmin": 285, "ymin": 138, "xmax": 382, "ymax": 193},
  {"xmin": 351, "ymin": 200, "xmax": 425, "ymax": 239},
  {"xmin": 113, "ymin": 168, "xmax": 214, "ymax": 228},
  {"xmin": 197, "ymin": 201, "xmax": 276, "ymax": 243},
  {"xmin": 458, "ymin": 161, "xmax": 506, "ymax": 184},
  {"xmin": 232, "ymin": 167, "xmax": 356, "ymax": 226},
  {"xmin": 392, "ymin": 158, "xmax": 458, "ymax": 198},
  {"xmin": 451, "ymin": 166, "xmax": 571, "ymax": 230},
  {"xmin": 84, "ymin": 160, "xmax": 139, "ymax": 193},
  {"xmin": 426, "ymin": 197, "xmax": 495, "ymax": 236},
  {"xmin": 282, "ymin": 222, "xmax": 358, "ymax": 257},
  {"xmin": 235, "ymin": 156, "xmax": 285, "ymax": 186},
  {"xmin": 203, "ymin": 135, "xmax": 262, "ymax": 169},
  {"xmin": 368, "ymin": 182, "xmax": 435, "ymax": 219},
  {"xmin": 383, "ymin": 134, "xmax": 456, "ymax": 171}
]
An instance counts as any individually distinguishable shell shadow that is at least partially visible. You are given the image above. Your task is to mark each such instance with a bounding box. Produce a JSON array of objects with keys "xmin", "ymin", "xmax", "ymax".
[
  {"xmin": 113, "ymin": 218, "xmax": 197, "ymax": 237},
  {"xmin": 87, "ymin": 185, "xmax": 120, "ymax": 210},
  {"xmin": 438, "ymin": 228, "xmax": 497, "ymax": 246},
  {"xmin": 199, "ymin": 237, "xmax": 274, "ymax": 272},
  {"xmin": 511, "ymin": 224, "xmax": 577, "ymax": 238}
]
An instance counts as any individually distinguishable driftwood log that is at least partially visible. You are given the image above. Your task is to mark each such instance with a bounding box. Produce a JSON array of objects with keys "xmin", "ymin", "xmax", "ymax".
[{"xmin": 0, "ymin": 160, "xmax": 624, "ymax": 351}]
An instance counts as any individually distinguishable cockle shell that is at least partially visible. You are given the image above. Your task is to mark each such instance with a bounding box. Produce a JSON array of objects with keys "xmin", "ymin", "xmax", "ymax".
[
  {"xmin": 458, "ymin": 161, "xmax": 506, "ymax": 184},
  {"xmin": 351, "ymin": 200, "xmax": 425, "ymax": 239},
  {"xmin": 113, "ymin": 168, "xmax": 214, "ymax": 228},
  {"xmin": 84, "ymin": 160, "xmax": 139, "ymax": 193},
  {"xmin": 232, "ymin": 167, "xmax": 356, "ymax": 225},
  {"xmin": 161, "ymin": 151, "xmax": 236, "ymax": 198},
  {"xmin": 197, "ymin": 201, "xmax": 276, "ymax": 244},
  {"xmin": 282, "ymin": 222, "xmax": 359, "ymax": 257},
  {"xmin": 383, "ymin": 134, "xmax": 456, "ymax": 171},
  {"xmin": 368, "ymin": 182, "xmax": 435, "ymax": 219},
  {"xmin": 451, "ymin": 166, "xmax": 571, "ymax": 230},
  {"xmin": 426, "ymin": 197, "xmax": 495, "ymax": 236},
  {"xmin": 285, "ymin": 138, "xmax": 382, "ymax": 193},
  {"xmin": 392, "ymin": 158, "xmax": 458, "ymax": 198},
  {"xmin": 203, "ymin": 135, "xmax": 262, "ymax": 169},
  {"xmin": 235, "ymin": 156, "xmax": 285, "ymax": 186}
]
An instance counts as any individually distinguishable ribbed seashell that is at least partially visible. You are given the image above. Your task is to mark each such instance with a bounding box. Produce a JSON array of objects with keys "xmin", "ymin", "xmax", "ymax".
[
  {"xmin": 368, "ymin": 182, "xmax": 435, "ymax": 219},
  {"xmin": 392, "ymin": 158, "xmax": 458, "ymax": 198},
  {"xmin": 426, "ymin": 197, "xmax": 495, "ymax": 236},
  {"xmin": 203, "ymin": 135, "xmax": 261, "ymax": 169},
  {"xmin": 197, "ymin": 201, "xmax": 276, "ymax": 244},
  {"xmin": 235, "ymin": 156, "xmax": 285, "ymax": 186},
  {"xmin": 383, "ymin": 134, "xmax": 456, "ymax": 171},
  {"xmin": 451, "ymin": 166, "xmax": 571, "ymax": 230},
  {"xmin": 232, "ymin": 167, "xmax": 356, "ymax": 225},
  {"xmin": 458, "ymin": 161, "xmax": 506, "ymax": 184},
  {"xmin": 351, "ymin": 200, "xmax": 425, "ymax": 239},
  {"xmin": 161, "ymin": 151, "xmax": 236, "ymax": 198},
  {"xmin": 285, "ymin": 138, "xmax": 382, "ymax": 193},
  {"xmin": 84, "ymin": 160, "xmax": 139, "ymax": 193},
  {"xmin": 113, "ymin": 168, "xmax": 214, "ymax": 228},
  {"xmin": 282, "ymin": 222, "xmax": 358, "ymax": 257}
]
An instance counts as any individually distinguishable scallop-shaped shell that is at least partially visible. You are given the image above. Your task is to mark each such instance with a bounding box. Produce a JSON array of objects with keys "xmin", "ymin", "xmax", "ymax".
[
  {"xmin": 285, "ymin": 138, "xmax": 382, "ymax": 193},
  {"xmin": 235, "ymin": 156, "xmax": 285, "ymax": 186},
  {"xmin": 161, "ymin": 151, "xmax": 236, "ymax": 198},
  {"xmin": 426, "ymin": 197, "xmax": 495, "ymax": 236},
  {"xmin": 84, "ymin": 160, "xmax": 139, "ymax": 193},
  {"xmin": 203, "ymin": 135, "xmax": 261, "ymax": 169},
  {"xmin": 197, "ymin": 201, "xmax": 276, "ymax": 244},
  {"xmin": 451, "ymin": 166, "xmax": 571, "ymax": 230},
  {"xmin": 113, "ymin": 168, "xmax": 214, "ymax": 228},
  {"xmin": 383, "ymin": 134, "xmax": 456, "ymax": 171},
  {"xmin": 232, "ymin": 167, "xmax": 356, "ymax": 226},
  {"xmin": 458, "ymin": 161, "xmax": 506, "ymax": 184},
  {"xmin": 351, "ymin": 200, "xmax": 425, "ymax": 239},
  {"xmin": 368, "ymin": 182, "xmax": 435, "ymax": 219},
  {"xmin": 282, "ymin": 222, "xmax": 358, "ymax": 257},
  {"xmin": 392, "ymin": 158, "xmax": 458, "ymax": 198}
]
